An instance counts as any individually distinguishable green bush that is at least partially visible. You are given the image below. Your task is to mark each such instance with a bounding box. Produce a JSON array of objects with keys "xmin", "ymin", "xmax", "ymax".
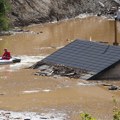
[
  {"xmin": 113, "ymin": 97, "xmax": 120, "ymax": 120},
  {"xmin": 0, "ymin": 16, "xmax": 9, "ymax": 30},
  {"xmin": 80, "ymin": 113, "xmax": 97, "ymax": 120},
  {"xmin": 0, "ymin": 0, "xmax": 11, "ymax": 31},
  {"xmin": 113, "ymin": 110, "xmax": 120, "ymax": 120}
]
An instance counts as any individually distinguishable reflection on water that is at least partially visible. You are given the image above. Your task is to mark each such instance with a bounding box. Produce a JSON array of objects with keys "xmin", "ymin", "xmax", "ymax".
[{"xmin": 22, "ymin": 89, "xmax": 52, "ymax": 94}]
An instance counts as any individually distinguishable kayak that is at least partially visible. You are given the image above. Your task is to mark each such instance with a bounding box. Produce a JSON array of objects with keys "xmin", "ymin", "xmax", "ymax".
[{"xmin": 0, "ymin": 57, "xmax": 21, "ymax": 65}]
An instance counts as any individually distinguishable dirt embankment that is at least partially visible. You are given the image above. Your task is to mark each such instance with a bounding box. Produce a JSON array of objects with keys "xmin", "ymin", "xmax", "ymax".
[{"xmin": 9, "ymin": 0, "xmax": 119, "ymax": 26}]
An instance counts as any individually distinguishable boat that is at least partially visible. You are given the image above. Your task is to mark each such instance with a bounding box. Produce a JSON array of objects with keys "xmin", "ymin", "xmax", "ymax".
[{"xmin": 0, "ymin": 57, "xmax": 21, "ymax": 65}]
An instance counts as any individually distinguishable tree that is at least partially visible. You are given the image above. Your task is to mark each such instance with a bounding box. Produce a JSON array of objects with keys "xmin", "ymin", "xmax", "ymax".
[{"xmin": 0, "ymin": 0, "xmax": 11, "ymax": 31}]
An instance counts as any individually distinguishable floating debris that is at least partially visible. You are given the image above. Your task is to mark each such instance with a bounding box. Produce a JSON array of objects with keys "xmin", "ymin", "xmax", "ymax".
[
  {"xmin": 108, "ymin": 85, "xmax": 120, "ymax": 90},
  {"xmin": 102, "ymin": 83, "xmax": 120, "ymax": 91},
  {"xmin": 33, "ymin": 62, "xmax": 88, "ymax": 79}
]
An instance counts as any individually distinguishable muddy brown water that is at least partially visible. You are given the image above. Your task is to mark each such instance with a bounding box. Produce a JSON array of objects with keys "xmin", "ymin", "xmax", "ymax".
[{"xmin": 0, "ymin": 16, "xmax": 120, "ymax": 120}]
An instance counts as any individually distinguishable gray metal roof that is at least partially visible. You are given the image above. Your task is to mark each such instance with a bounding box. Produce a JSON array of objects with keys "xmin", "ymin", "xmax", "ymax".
[{"xmin": 42, "ymin": 39, "xmax": 120, "ymax": 79}]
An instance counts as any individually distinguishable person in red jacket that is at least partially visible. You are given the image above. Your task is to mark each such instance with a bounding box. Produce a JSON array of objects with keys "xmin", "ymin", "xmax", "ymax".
[{"xmin": 2, "ymin": 48, "xmax": 11, "ymax": 60}]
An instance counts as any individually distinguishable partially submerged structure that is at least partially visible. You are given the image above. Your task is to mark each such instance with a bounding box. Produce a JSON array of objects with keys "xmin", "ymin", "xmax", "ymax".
[{"xmin": 33, "ymin": 39, "xmax": 120, "ymax": 80}]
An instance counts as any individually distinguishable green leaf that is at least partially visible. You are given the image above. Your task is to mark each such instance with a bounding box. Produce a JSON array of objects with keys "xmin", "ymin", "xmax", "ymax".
[{"xmin": 80, "ymin": 113, "xmax": 97, "ymax": 120}]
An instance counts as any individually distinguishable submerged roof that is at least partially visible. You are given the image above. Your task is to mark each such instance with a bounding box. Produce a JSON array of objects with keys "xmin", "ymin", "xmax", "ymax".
[{"xmin": 42, "ymin": 39, "xmax": 120, "ymax": 79}]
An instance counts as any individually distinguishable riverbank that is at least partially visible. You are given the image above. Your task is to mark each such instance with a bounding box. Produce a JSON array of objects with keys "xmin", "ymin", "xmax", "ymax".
[{"xmin": 9, "ymin": 0, "xmax": 119, "ymax": 26}]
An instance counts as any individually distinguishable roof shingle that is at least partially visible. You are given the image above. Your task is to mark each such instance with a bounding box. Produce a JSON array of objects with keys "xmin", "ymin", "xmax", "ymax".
[{"xmin": 42, "ymin": 39, "xmax": 120, "ymax": 79}]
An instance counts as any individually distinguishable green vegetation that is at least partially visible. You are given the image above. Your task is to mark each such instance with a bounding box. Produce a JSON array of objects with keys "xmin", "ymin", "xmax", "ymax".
[
  {"xmin": 80, "ymin": 113, "xmax": 96, "ymax": 120},
  {"xmin": 113, "ymin": 97, "xmax": 120, "ymax": 120},
  {"xmin": 113, "ymin": 110, "xmax": 120, "ymax": 120},
  {"xmin": 0, "ymin": 0, "xmax": 11, "ymax": 31}
]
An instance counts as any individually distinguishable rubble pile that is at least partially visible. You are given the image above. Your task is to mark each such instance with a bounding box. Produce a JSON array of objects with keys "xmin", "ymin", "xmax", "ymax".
[{"xmin": 34, "ymin": 62, "xmax": 88, "ymax": 79}]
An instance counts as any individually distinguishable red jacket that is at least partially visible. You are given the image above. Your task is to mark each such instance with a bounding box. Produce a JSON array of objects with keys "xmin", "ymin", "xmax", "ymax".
[{"xmin": 2, "ymin": 51, "xmax": 11, "ymax": 60}]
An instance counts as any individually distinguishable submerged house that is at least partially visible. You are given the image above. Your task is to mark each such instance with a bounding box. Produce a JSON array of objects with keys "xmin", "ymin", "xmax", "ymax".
[{"xmin": 34, "ymin": 39, "xmax": 120, "ymax": 80}]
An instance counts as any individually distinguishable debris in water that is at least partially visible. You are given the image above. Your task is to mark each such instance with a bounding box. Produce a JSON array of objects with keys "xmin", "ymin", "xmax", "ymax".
[
  {"xmin": 32, "ymin": 62, "xmax": 88, "ymax": 79},
  {"xmin": 22, "ymin": 90, "xmax": 40, "ymax": 94},
  {"xmin": 102, "ymin": 83, "xmax": 120, "ymax": 91},
  {"xmin": 108, "ymin": 85, "xmax": 120, "ymax": 90}
]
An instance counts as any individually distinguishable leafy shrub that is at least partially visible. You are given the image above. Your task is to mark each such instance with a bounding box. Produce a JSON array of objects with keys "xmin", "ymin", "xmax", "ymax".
[
  {"xmin": 113, "ymin": 97, "xmax": 120, "ymax": 120},
  {"xmin": 113, "ymin": 110, "xmax": 120, "ymax": 120},
  {"xmin": 0, "ymin": 0, "xmax": 11, "ymax": 31},
  {"xmin": 80, "ymin": 113, "xmax": 97, "ymax": 120},
  {"xmin": 0, "ymin": 16, "xmax": 9, "ymax": 30}
]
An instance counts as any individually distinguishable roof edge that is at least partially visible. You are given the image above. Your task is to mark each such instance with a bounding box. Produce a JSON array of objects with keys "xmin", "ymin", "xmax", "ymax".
[{"xmin": 88, "ymin": 60, "xmax": 120, "ymax": 80}]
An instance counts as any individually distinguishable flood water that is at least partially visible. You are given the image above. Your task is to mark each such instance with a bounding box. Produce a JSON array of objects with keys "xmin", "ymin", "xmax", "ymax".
[{"xmin": 0, "ymin": 16, "xmax": 120, "ymax": 120}]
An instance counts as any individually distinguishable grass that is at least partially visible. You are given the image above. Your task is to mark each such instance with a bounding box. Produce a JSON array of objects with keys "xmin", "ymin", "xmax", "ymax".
[{"xmin": 80, "ymin": 113, "xmax": 97, "ymax": 120}]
